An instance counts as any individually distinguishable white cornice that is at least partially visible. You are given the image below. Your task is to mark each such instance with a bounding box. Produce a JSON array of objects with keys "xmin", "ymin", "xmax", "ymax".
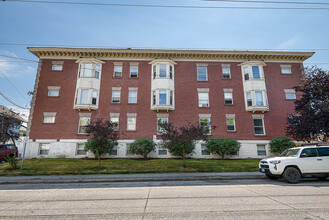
[{"xmin": 28, "ymin": 47, "xmax": 314, "ymax": 62}]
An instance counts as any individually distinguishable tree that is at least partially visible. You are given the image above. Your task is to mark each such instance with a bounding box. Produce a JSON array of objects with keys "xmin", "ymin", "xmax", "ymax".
[
  {"xmin": 0, "ymin": 106, "xmax": 25, "ymax": 169},
  {"xmin": 269, "ymin": 137, "xmax": 295, "ymax": 154},
  {"xmin": 205, "ymin": 137, "xmax": 240, "ymax": 159},
  {"xmin": 286, "ymin": 66, "xmax": 329, "ymax": 142},
  {"xmin": 129, "ymin": 138, "xmax": 156, "ymax": 159},
  {"xmin": 161, "ymin": 122, "xmax": 209, "ymax": 168},
  {"xmin": 84, "ymin": 118, "xmax": 119, "ymax": 167}
]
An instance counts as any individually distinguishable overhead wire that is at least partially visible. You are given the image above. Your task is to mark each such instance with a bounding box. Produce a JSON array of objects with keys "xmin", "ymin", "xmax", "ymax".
[
  {"xmin": 0, "ymin": 70, "xmax": 30, "ymax": 103},
  {"xmin": 204, "ymin": 0, "xmax": 329, "ymax": 6},
  {"xmin": 2, "ymin": 0, "xmax": 329, "ymax": 10},
  {"xmin": 0, "ymin": 90, "xmax": 29, "ymax": 109}
]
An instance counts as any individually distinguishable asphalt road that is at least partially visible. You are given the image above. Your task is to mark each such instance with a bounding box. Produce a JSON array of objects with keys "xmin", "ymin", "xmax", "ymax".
[{"xmin": 0, "ymin": 179, "xmax": 328, "ymax": 219}]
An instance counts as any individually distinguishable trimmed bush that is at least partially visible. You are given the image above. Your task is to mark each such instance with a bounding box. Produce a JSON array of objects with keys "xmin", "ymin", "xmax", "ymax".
[
  {"xmin": 206, "ymin": 137, "xmax": 240, "ymax": 159},
  {"xmin": 269, "ymin": 137, "xmax": 295, "ymax": 154},
  {"xmin": 129, "ymin": 138, "xmax": 156, "ymax": 159}
]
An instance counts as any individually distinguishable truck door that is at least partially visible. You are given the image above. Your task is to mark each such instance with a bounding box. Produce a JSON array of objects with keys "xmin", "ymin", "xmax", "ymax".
[{"xmin": 299, "ymin": 148, "xmax": 325, "ymax": 173}]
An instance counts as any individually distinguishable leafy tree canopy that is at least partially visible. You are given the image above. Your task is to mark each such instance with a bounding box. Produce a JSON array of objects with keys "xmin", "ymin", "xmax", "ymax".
[{"xmin": 286, "ymin": 66, "xmax": 329, "ymax": 142}]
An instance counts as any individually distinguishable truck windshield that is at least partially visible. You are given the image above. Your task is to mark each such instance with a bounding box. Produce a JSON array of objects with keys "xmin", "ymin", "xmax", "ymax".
[{"xmin": 280, "ymin": 148, "xmax": 300, "ymax": 157}]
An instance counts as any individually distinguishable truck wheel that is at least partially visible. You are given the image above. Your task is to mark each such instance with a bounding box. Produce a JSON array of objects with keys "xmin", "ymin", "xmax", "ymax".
[
  {"xmin": 283, "ymin": 167, "xmax": 301, "ymax": 183},
  {"xmin": 265, "ymin": 173, "xmax": 279, "ymax": 180}
]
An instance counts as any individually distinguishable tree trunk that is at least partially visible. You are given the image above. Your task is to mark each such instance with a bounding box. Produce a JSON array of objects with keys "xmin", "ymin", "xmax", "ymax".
[
  {"xmin": 10, "ymin": 136, "xmax": 18, "ymax": 170},
  {"xmin": 182, "ymin": 148, "xmax": 186, "ymax": 168},
  {"xmin": 97, "ymin": 150, "xmax": 101, "ymax": 167}
]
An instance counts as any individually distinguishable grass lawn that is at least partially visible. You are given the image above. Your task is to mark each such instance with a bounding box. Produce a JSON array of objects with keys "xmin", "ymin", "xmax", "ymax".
[{"xmin": 0, "ymin": 158, "xmax": 260, "ymax": 176}]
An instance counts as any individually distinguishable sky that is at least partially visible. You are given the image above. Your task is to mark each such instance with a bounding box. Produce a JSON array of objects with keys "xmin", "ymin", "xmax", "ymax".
[{"xmin": 0, "ymin": 0, "xmax": 329, "ymax": 113}]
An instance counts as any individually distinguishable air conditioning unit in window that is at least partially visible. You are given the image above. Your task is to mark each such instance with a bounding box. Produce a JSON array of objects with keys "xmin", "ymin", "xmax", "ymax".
[
  {"xmin": 112, "ymin": 98, "xmax": 120, "ymax": 103},
  {"xmin": 201, "ymin": 104, "xmax": 209, "ymax": 107},
  {"xmin": 114, "ymin": 72, "xmax": 122, "ymax": 77}
]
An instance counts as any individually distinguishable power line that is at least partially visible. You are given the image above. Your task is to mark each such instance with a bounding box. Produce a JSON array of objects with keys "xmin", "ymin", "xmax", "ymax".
[
  {"xmin": 0, "ymin": 90, "xmax": 29, "ymax": 109},
  {"xmin": 0, "ymin": 70, "xmax": 30, "ymax": 103},
  {"xmin": 0, "ymin": 54, "xmax": 38, "ymax": 62},
  {"xmin": 3, "ymin": 0, "xmax": 329, "ymax": 10},
  {"xmin": 205, "ymin": 0, "xmax": 329, "ymax": 6}
]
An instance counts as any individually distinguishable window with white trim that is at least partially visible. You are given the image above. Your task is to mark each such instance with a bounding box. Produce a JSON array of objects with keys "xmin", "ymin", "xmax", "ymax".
[
  {"xmin": 152, "ymin": 63, "xmax": 174, "ymax": 79},
  {"xmin": 281, "ymin": 65, "xmax": 292, "ymax": 74},
  {"xmin": 197, "ymin": 65, "xmax": 208, "ymax": 81},
  {"xmin": 157, "ymin": 115, "xmax": 168, "ymax": 134},
  {"xmin": 199, "ymin": 114, "xmax": 211, "ymax": 135},
  {"xmin": 43, "ymin": 112, "xmax": 56, "ymax": 124},
  {"xmin": 113, "ymin": 63, "xmax": 123, "ymax": 78},
  {"xmin": 257, "ymin": 144, "xmax": 267, "ymax": 156},
  {"xmin": 158, "ymin": 145, "xmax": 167, "ymax": 155},
  {"xmin": 129, "ymin": 63, "xmax": 139, "ymax": 78},
  {"xmin": 243, "ymin": 66, "xmax": 249, "ymax": 80},
  {"xmin": 39, "ymin": 143, "xmax": 50, "ymax": 155},
  {"xmin": 126, "ymin": 144, "xmax": 133, "ymax": 156},
  {"xmin": 78, "ymin": 114, "xmax": 91, "ymax": 134},
  {"xmin": 255, "ymin": 91, "xmax": 264, "ymax": 106},
  {"xmin": 75, "ymin": 89, "xmax": 99, "ymax": 106},
  {"xmin": 246, "ymin": 92, "xmax": 252, "ymax": 106},
  {"xmin": 253, "ymin": 115, "xmax": 265, "ymax": 135},
  {"xmin": 245, "ymin": 91, "xmax": 267, "ymax": 107},
  {"xmin": 198, "ymin": 88, "xmax": 209, "ymax": 107},
  {"xmin": 252, "ymin": 66, "xmax": 261, "ymax": 79},
  {"xmin": 241, "ymin": 62, "xmax": 265, "ymax": 81},
  {"xmin": 112, "ymin": 87, "xmax": 121, "ymax": 103},
  {"xmin": 201, "ymin": 144, "xmax": 210, "ymax": 155},
  {"xmin": 159, "ymin": 90, "xmax": 167, "ymax": 105},
  {"xmin": 47, "ymin": 86, "xmax": 60, "ymax": 97},
  {"xmin": 224, "ymin": 89, "xmax": 233, "ymax": 105},
  {"xmin": 222, "ymin": 64, "xmax": 231, "ymax": 79},
  {"xmin": 128, "ymin": 88, "xmax": 137, "ymax": 104},
  {"xmin": 109, "ymin": 145, "xmax": 118, "ymax": 155},
  {"xmin": 77, "ymin": 143, "xmax": 86, "ymax": 155},
  {"xmin": 127, "ymin": 113, "xmax": 137, "ymax": 131},
  {"xmin": 110, "ymin": 113, "xmax": 119, "ymax": 131},
  {"xmin": 284, "ymin": 89, "xmax": 296, "ymax": 100},
  {"xmin": 51, "ymin": 61, "xmax": 63, "ymax": 71},
  {"xmin": 226, "ymin": 114, "xmax": 236, "ymax": 131},
  {"xmin": 79, "ymin": 63, "xmax": 101, "ymax": 78}
]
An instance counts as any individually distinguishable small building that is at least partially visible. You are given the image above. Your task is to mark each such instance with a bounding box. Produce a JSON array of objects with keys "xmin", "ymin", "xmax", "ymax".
[{"xmin": 25, "ymin": 47, "xmax": 314, "ymax": 159}]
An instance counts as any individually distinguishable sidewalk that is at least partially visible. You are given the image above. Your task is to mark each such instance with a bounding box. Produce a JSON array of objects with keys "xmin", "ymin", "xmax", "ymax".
[{"xmin": 0, "ymin": 172, "xmax": 265, "ymax": 185}]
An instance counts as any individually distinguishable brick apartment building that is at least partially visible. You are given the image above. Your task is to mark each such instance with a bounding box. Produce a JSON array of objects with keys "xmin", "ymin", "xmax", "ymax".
[{"xmin": 25, "ymin": 47, "xmax": 314, "ymax": 159}]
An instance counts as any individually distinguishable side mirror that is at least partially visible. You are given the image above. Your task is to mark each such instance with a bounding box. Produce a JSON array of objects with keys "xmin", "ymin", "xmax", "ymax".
[{"xmin": 300, "ymin": 153, "xmax": 308, "ymax": 158}]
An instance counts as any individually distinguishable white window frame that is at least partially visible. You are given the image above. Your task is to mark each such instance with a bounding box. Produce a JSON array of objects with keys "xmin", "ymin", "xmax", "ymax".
[
  {"xmin": 223, "ymin": 89, "xmax": 233, "ymax": 105},
  {"xmin": 158, "ymin": 145, "xmax": 168, "ymax": 156},
  {"xmin": 76, "ymin": 143, "xmax": 86, "ymax": 155},
  {"xmin": 157, "ymin": 114, "xmax": 169, "ymax": 134},
  {"xmin": 226, "ymin": 114, "xmax": 236, "ymax": 132},
  {"xmin": 39, "ymin": 143, "xmax": 50, "ymax": 155},
  {"xmin": 221, "ymin": 64, "xmax": 231, "ymax": 79},
  {"xmin": 79, "ymin": 63, "xmax": 101, "ymax": 78},
  {"xmin": 112, "ymin": 87, "xmax": 121, "ymax": 103},
  {"xmin": 51, "ymin": 61, "xmax": 63, "ymax": 71},
  {"xmin": 78, "ymin": 113, "xmax": 91, "ymax": 134},
  {"xmin": 245, "ymin": 91, "xmax": 267, "ymax": 107},
  {"xmin": 109, "ymin": 145, "xmax": 118, "ymax": 156},
  {"xmin": 127, "ymin": 113, "xmax": 137, "ymax": 131},
  {"xmin": 199, "ymin": 114, "xmax": 211, "ymax": 135},
  {"xmin": 201, "ymin": 144, "xmax": 210, "ymax": 156},
  {"xmin": 284, "ymin": 89, "xmax": 296, "ymax": 100},
  {"xmin": 150, "ymin": 62, "xmax": 175, "ymax": 79},
  {"xmin": 113, "ymin": 62, "xmax": 123, "ymax": 78},
  {"xmin": 129, "ymin": 63, "xmax": 139, "ymax": 78},
  {"xmin": 257, "ymin": 144, "xmax": 267, "ymax": 156},
  {"xmin": 252, "ymin": 114, "xmax": 265, "ymax": 135},
  {"xmin": 197, "ymin": 64, "xmax": 208, "ymax": 81},
  {"xmin": 47, "ymin": 86, "xmax": 60, "ymax": 97},
  {"xmin": 110, "ymin": 113, "xmax": 120, "ymax": 131},
  {"xmin": 43, "ymin": 112, "xmax": 56, "ymax": 124},
  {"xmin": 128, "ymin": 88, "xmax": 138, "ymax": 104},
  {"xmin": 281, "ymin": 65, "xmax": 292, "ymax": 74},
  {"xmin": 198, "ymin": 88, "xmax": 209, "ymax": 108},
  {"xmin": 239, "ymin": 61, "xmax": 266, "ymax": 81}
]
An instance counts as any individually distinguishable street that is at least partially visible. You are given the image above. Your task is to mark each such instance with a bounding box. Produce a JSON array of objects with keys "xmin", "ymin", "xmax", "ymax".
[{"xmin": 0, "ymin": 179, "xmax": 328, "ymax": 219}]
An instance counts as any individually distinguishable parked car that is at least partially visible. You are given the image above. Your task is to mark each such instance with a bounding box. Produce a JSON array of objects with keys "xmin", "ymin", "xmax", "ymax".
[
  {"xmin": 259, "ymin": 146, "xmax": 329, "ymax": 183},
  {"xmin": 0, "ymin": 144, "xmax": 18, "ymax": 161}
]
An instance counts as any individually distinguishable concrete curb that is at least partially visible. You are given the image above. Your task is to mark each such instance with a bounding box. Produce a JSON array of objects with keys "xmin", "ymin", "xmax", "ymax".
[{"xmin": 0, "ymin": 172, "xmax": 265, "ymax": 185}]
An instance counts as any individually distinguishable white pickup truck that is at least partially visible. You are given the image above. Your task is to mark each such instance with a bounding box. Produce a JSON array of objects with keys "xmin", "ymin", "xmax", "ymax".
[{"xmin": 259, "ymin": 146, "xmax": 329, "ymax": 183}]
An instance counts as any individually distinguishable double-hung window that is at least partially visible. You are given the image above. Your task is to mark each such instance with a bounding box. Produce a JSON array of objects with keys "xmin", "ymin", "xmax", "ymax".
[
  {"xmin": 79, "ymin": 63, "xmax": 101, "ymax": 78},
  {"xmin": 157, "ymin": 117, "xmax": 168, "ymax": 134},
  {"xmin": 284, "ymin": 89, "xmax": 296, "ymax": 100},
  {"xmin": 281, "ymin": 65, "xmax": 292, "ymax": 74},
  {"xmin": 255, "ymin": 91, "xmax": 264, "ymax": 106},
  {"xmin": 201, "ymin": 144, "xmax": 210, "ymax": 156},
  {"xmin": 128, "ymin": 88, "xmax": 138, "ymax": 104},
  {"xmin": 47, "ymin": 86, "xmax": 60, "ymax": 97},
  {"xmin": 77, "ymin": 143, "xmax": 86, "ymax": 155},
  {"xmin": 127, "ymin": 113, "xmax": 137, "ymax": 131},
  {"xmin": 197, "ymin": 66, "xmax": 208, "ymax": 81},
  {"xmin": 110, "ymin": 113, "xmax": 120, "ymax": 131},
  {"xmin": 246, "ymin": 92, "xmax": 252, "ymax": 106},
  {"xmin": 112, "ymin": 87, "xmax": 121, "ymax": 103},
  {"xmin": 39, "ymin": 143, "xmax": 50, "ymax": 155},
  {"xmin": 223, "ymin": 89, "xmax": 233, "ymax": 105},
  {"xmin": 243, "ymin": 67, "xmax": 249, "ymax": 80},
  {"xmin": 253, "ymin": 114, "xmax": 265, "ymax": 135},
  {"xmin": 199, "ymin": 114, "xmax": 211, "ymax": 135},
  {"xmin": 43, "ymin": 112, "xmax": 56, "ymax": 124},
  {"xmin": 130, "ymin": 63, "xmax": 139, "ymax": 78},
  {"xmin": 78, "ymin": 114, "xmax": 91, "ymax": 134},
  {"xmin": 252, "ymin": 66, "xmax": 261, "ymax": 79},
  {"xmin": 159, "ymin": 90, "xmax": 167, "ymax": 105},
  {"xmin": 80, "ymin": 89, "xmax": 89, "ymax": 104},
  {"xmin": 257, "ymin": 145, "xmax": 266, "ymax": 156},
  {"xmin": 114, "ymin": 63, "xmax": 123, "ymax": 78},
  {"xmin": 52, "ymin": 61, "xmax": 63, "ymax": 71},
  {"xmin": 226, "ymin": 114, "xmax": 236, "ymax": 132},
  {"xmin": 159, "ymin": 64, "xmax": 167, "ymax": 78},
  {"xmin": 222, "ymin": 64, "xmax": 231, "ymax": 79},
  {"xmin": 198, "ymin": 88, "xmax": 209, "ymax": 107}
]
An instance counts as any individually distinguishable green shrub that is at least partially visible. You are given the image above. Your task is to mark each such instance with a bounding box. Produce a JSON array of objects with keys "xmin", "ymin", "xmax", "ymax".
[
  {"xmin": 269, "ymin": 137, "xmax": 295, "ymax": 154},
  {"xmin": 129, "ymin": 138, "xmax": 156, "ymax": 159},
  {"xmin": 206, "ymin": 137, "xmax": 240, "ymax": 159}
]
